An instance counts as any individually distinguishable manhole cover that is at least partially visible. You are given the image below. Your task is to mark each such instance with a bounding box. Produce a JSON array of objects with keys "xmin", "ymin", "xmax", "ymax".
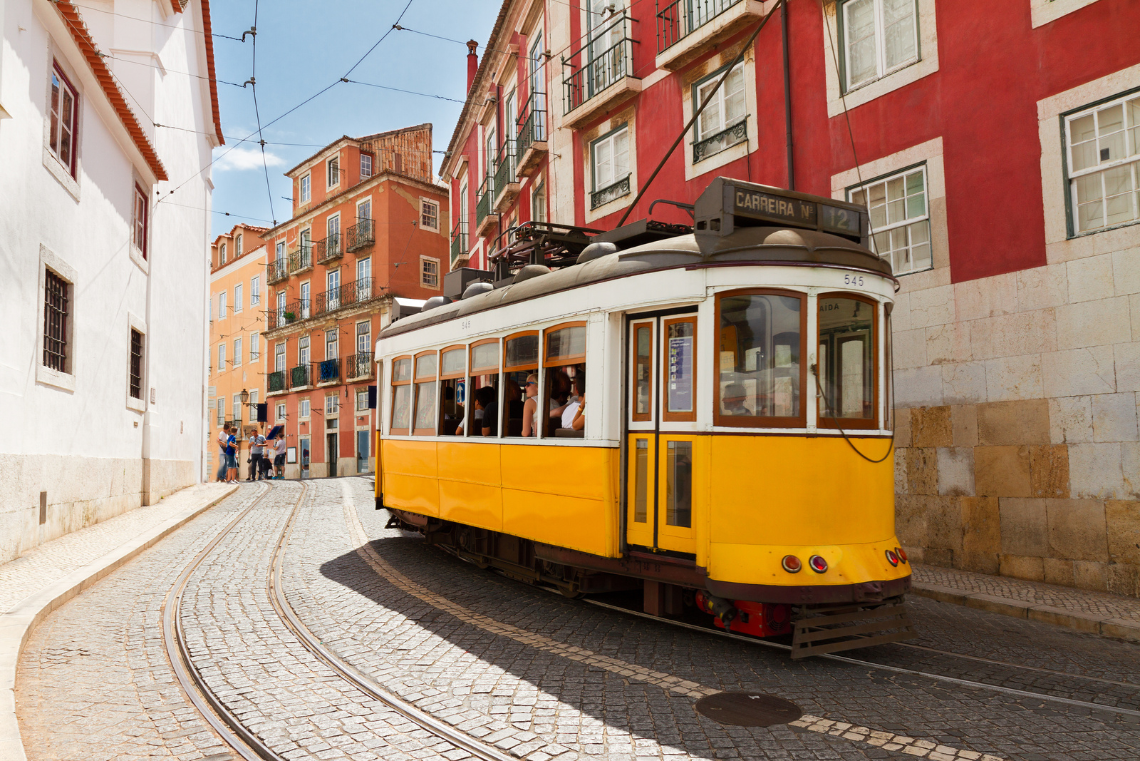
[{"xmin": 694, "ymin": 692, "xmax": 803, "ymax": 727}]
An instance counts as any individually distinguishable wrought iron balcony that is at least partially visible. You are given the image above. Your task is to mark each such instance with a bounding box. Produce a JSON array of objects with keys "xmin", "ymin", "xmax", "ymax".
[
  {"xmin": 563, "ymin": 13, "xmax": 635, "ymax": 118},
  {"xmin": 475, "ymin": 174, "xmax": 496, "ymax": 235},
  {"xmin": 591, "ymin": 174, "xmax": 632, "ymax": 210},
  {"xmin": 314, "ymin": 233, "xmax": 343, "ymax": 264},
  {"xmin": 288, "ymin": 243, "xmax": 313, "ymax": 274},
  {"xmin": 493, "ymin": 141, "xmax": 519, "ymax": 212},
  {"xmin": 516, "ymin": 92, "xmax": 548, "ymax": 177},
  {"xmin": 317, "ymin": 358, "xmax": 341, "ymax": 384},
  {"xmin": 451, "ymin": 221, "xmax": 468, "ymax": 268},
  {"xmin": 267, "ymin": 300, "xmax": 307, "ymax": 330},
  {"xmin": 313, "ymin": 277, "xmax": 379, "ymax": 318},
  {"xmin": 347, "ymin": 352, "xmax": 373, "ymax": 380},
  {"xmin": 267, "ymin": 257, "xmax": 288, "ymax": 284},
  {"xmin": 655, "ymin": 0, "xmax": 762, "ymax": 70},
  {"xmin": 693, "ymin": 116, "xmax": 748, "ymax": 163},
  {"xmin": 268, "ymin": 371, "xmax": 286, "ymax": 393},
  {"xmin": 346, "ymin": 219, "xmax": 375, "ymax": 252},
  {"xmin": 290, "ymin": 364, "xmax": 313, "ymax": 389}
]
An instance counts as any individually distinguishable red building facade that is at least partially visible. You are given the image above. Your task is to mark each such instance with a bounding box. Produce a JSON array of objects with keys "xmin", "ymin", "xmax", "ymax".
[
  {"xmin": 441, "ymin": 0, "xmax": 1140, "ymax": 595},
  {"xmin": 265, "ymin": 124, "xmax": 448, "ymax": 478}
]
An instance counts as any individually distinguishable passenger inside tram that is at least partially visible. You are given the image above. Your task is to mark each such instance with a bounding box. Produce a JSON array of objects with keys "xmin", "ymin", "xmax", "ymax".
[
  {"xmin": 721, "ymin": 382, "xmax": 753, "ymax": 416},
  {"xmin": 544, "ymin": 362, "xmax": 584, "ymax": 437},
  {"xmin": 521, "ymin": 374, "xmax": 539, "ymax": 437},
  {"xmin": 559, "ymin": 375, "xmax": 586, "ymax": 435},
  {"xmin": 718, "ymin": 293, "xmax": 802, "ymax": 421},
  {"xmin": 476, "ymin": 386, "xmax": 498, "ymax": 437}
]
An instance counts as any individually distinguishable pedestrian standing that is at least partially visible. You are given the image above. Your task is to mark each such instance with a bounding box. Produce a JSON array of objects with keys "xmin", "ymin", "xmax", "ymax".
[
  {"xmin": 273, "ymin": 433, "xmax": 287, "ymax": 479},
  {"xmin": 248, "ymin": 428, "xmax": 265, "ymax": 481},
  {"xmin": 225, "ymin": 429, "xmax": 240, "ymax": 483},
  {"xmin": 216, "ymin": 425, "xmax": 230, "ymax": 482}
]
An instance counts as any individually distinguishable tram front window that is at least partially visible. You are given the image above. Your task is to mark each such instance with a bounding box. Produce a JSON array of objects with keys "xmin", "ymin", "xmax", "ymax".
[
  {"xmin": 544, "ymin": 323, "xmax": 586, "ymax": 438},
  {"xmin": 818, "ymin": 296, "xmax": 876, "ymax": 426},
  {"xmin": 439, "ymin": 348, "xmax": 466, "ymax": 435},
  {"xmin": 412, "ymin": 353, "xmax": 438, "ymax": 435},
  {"xmin": 390, "ymin": 357, "xmax": 412, "ymax": 435},
  {"xmin": 504, "ymin": 333, "xmax": 539, "ymax": 436},
  {"xmin": 468, "ymin": 340, "xmax": 500, "ymax": 437},
  {"xmin": 716, "ymin": 292, "xmax": 804, "ymax": 425}
]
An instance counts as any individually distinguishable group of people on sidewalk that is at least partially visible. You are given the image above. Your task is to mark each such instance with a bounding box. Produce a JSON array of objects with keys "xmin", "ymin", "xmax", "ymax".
[{"xmin": 215, "ymin": 425, "xmax": 287, "ymax": 483}]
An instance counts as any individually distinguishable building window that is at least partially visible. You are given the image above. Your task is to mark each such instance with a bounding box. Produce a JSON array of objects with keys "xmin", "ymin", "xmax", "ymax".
[
  {"xmin": 217, "ymin": 403, "xmax": 224, "ymax": 426},
  {"xmin": 300, "ymin": 398, "xmax": 311, "ymax": 419},
  {"xmin": 235, "ymin": 234, "xmax": 243, "ymax": 258},
  {"xmin": 328, "ymin": 156, "xmax": 340, "ymax": 188},
  {"xmin": 233, "ymin": 337, "xmax": 243, "ymax": 367},
  {"xmin": 234, "ymin": 283, "xmax": 243, "ymax": 313},
  {"xmin": 129, "ymin": 328, "xmax": 144, "ymax": 400},
  {"xmin": 357, "ymin": 388, "xmax": 369, "ymax": 411},
  {"xmin": 43, "ymin": 270, "xmax": 70, "ymax": 372},
  {"xmin": 356, "ymin": 321, "xmax": 371, "ymax": 356},
  {"xmin": 421, "ymin": 257, "xmax": 440, "ymax": 288},
  {"xmin": 300, "ymin": 174, "xmax": 311, "ymax": 203},
  {"xmin": 1065, "ymin": 91, "xmax": 1140, "ymax": 235},
  {"xmin": 132, "ymin": 185, "xmax": 148, "ymax": 259},
  {"xmin": 275, "ymin": 240, "xmax": 285, "ymax": 261},
  {"xmin": 841, "ymin": 0, "xmax": 920, "ymax": 92},
  {"xmin": 421, "ymin": 199, "xmax": 440, "ymax": 231},
  {"xmin": 275, "ymin": 342, "xmax": 285, "ymax": 373},
  {"xmin": 532, "ymin": 180, "xmax": 546, "ymax": 224},
  {"xmin": 848, "ymin": 165, "xmax": 931, "ymax": 276},
  {"xmin": 326, "ymin": 329, "xmax": 338, "ymax": 359},
  {"xmin": 219, "ymin": 242, "xmax": 227, "ymax": 264},
  {"xmin": 693, "ymin": 64, "xmax": 748, "ymax": 163},
  {"xmin": 232, "ymin": 395, "xmax": 241, "ymax": 424},
  {"xmin": 590, "ymin": 126, "xmax": 631, "ymax": 209},
  {"xmin": 218, "ymin": 291, "xmax": 227, "ymax": 320},
  {"xmin": 250, "ymin": 275, "xmax": 261, "ymax": 306},
  {"xmin": 250, "ymin": 332, "xmax": 260, "ymax": 362},
  {"xmin": 48, "ymin": 64, "xmax": 79, "ymax": 176},
  {"xmin": 326, "ymin": 394, "xmax": 339, "ymax": 415},
  {"xmin": 361, "ymin": 153, "xmax": 373, "ymax": 178},
  {"xmin": 218, "ymin": 343, "xmax": 226, "ymax": 371},
  {"xmin": 276, "ymin": 402, "xmax": 286, "ymax": 421}
]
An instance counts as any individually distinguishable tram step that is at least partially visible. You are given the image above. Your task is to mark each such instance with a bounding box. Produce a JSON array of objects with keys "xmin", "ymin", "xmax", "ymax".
[{"xmin": 789, "ymin": 597, "xmax": 915, "ymax": 659}]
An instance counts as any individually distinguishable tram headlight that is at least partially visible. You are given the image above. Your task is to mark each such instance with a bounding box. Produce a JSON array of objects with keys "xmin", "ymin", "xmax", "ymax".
[
  {"xmin": 885, "ymin": 549, "xmax": 899, "ymax": 567},
  {"xmin": 808, "ymin": 555, "xmax": 828, "ymax": 574},
  {"xmin": 781, "ymin": 555, "xmax": 802, "ymax": 574},
  {"xmin": 895, "ymin": 547, "xmax": 908, "ymax": 564}
]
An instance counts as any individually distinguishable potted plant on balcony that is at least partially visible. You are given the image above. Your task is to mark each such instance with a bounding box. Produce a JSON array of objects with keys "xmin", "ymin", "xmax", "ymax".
[{"xmin": 284, "ymin": 311, "xmax": 296, "ymax": 323}]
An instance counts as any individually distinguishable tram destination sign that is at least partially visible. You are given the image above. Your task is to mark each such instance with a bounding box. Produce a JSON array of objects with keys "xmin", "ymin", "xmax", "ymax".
[
  {"xmin": 732, "ymin": 188, "xmax": 816, "ymax": 227},
  {"xmin": 697, "ymin": 178, "xmax": 868, "ymax": 245}
]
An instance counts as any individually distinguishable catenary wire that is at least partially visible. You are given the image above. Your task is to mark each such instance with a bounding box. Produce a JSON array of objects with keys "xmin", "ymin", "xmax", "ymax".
[
  {"xmin": 69, "ymin": 1, "xmax": 245, "ymax": 40},
  {"xmin": 248, "ymin": 0, "xmax": 278, "ymax": 225}
]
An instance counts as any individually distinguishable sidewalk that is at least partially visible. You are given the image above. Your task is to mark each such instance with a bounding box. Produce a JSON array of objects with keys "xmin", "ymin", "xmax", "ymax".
[
  {"xmin": 911, "ymin": 562, "xmax": 1140, "ymax": 643},
  {"xmin": 0, "ymin": 481, "xmax": 237, "ymax": 761}
]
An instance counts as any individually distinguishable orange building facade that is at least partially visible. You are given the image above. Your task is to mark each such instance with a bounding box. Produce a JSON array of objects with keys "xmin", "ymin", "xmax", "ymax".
[
  {"xmin": 263, "ymin": 124, "xmax": 448, "ymax": 478},
  {"xmin": 207, "ymin": 224, "xmax": 269, "ymax": 477}
]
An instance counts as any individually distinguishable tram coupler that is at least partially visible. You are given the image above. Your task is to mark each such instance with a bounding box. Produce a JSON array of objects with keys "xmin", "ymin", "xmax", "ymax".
[{"xmin": 697, "ymin": 592, "xmax": 792, "ymax": 637}]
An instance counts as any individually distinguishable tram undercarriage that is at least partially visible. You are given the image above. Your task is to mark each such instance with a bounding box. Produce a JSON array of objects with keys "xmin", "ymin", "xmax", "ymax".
[{"xmin": 385, "ymin": 507, "xmax": 915, "ymax": 659}]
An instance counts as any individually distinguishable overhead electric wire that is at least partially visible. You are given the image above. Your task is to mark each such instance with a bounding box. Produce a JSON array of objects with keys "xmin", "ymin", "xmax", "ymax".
[
  {"xmin": 342, "ymin": 78, "xmax": 465, "ymax": 104},
  {"xmin": 104, "ymin": 53, "xmax": 245, "ymax": 87},
  {"xmin": 69, "ymin": 1, "xmax": 245, "ymax": 40},
  {"xmin": 248, "ymin": 0, "xmax": 278, "ymax": 226}
]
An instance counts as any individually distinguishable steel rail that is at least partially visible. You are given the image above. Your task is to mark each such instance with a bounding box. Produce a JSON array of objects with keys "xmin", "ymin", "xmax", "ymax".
[
  {"xmin": 579, "ymin": 597, "xmax": 1140, "ymax": 719},
  {"xmin": 160, "ymin": 481, "xmax": 293, "ymax": 761},
  {"xmin": 268, "ymin": 482, "xmax": 520, "ymax": 761}
]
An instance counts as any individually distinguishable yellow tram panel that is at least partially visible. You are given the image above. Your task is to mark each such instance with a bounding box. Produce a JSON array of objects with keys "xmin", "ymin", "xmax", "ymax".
[
  {"xmin": 438, "ymin": 442, "xmax": 504, "ymax": 532},
  {"xmin": 381, "ymin": 440, "xmax": 440, "ymax": 517}
]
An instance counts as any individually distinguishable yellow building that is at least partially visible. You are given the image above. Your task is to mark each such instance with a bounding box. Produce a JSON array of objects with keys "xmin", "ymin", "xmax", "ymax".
[{"xmin": 207, "ymin": 224, "xmax": 269, "ymax": 479}]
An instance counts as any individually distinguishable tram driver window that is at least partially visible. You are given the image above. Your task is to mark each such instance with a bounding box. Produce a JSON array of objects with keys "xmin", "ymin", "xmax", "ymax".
[
  {"xmin": 818, "ymin": 295, "xmax": 877, "ymax": 428},
  {"xmin": 468, "ymin": 340, "xmax": 500, "ymax": 437},
  {"xmin": 716, "ymin": 291, "xmax": 805, "ymax": 427},
  {"xmin": 503, "ymin": 332, "xmax": 539, "ymax": 437},
  {"xmin": 544, "ymin": 323, "xmax": 586, "ymax": 438},
  {"xmin": 438, "ymin": 347, "xmax": 466, "ymax": 435},
  {"xmin": 412, "ymin": 352, "xmax": 438, "ymax": 436},
  {"xmin": 390, "ymin": 356, "xmax": 412, "ymax": 435}
]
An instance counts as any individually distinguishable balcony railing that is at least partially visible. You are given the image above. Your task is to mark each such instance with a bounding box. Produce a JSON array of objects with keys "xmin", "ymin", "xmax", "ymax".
[
  {"xmin": 267, "ymin": 258, "xmax": 288, "ymax": 284},
  {"xmin": 494, "ymin": 141, "xmax": 517, "ymax": 201},
  {"xmin": 313, "ymin": 277, "xmax": 379, "ymax": 317},
  {"xmin": 693, "ymin": 116, "xmax": 749, "ymax": 163},
  {"xmin": 346, "ymin": 219, "xmax": 375, "ymax": 252},
  {"xmin": 288, "ymin": 243, "xmax": 313, "ymax": 274},
  {"xmin": 476, "ymin": 174, "xmax": 495, "ymax": 229},
  {"xmin": 563, "ymin": 13, "xmax": 633, "ymax": 115},
  {"xmin": 318, "ymin": 358, "xmax": 341, "ymax": 384},
  {"xmin": 347, "ymin": 352, "xmax": 373, "ymax": 380},
  {"xmin": 657, "ymin": 0, "xmax": 744, "ymax": 51},
  {"xmin": 591, "ymin": 174, "xmax": 632, "ymax": 210},
  {"xmin": 268, "ymin": 371, "xmax": 286, "ymax": 393},
  {"xmin": 516, "ymin": 91, "xmax": 548, "ymax": 158},
  {"xmin": 451, "ymin": 221, "xmax": 468, "ymax": 268},
  {"xmin": 290, "ymin": 364, "xmax": 313, "ymax": 389},
  {"xmin": 314, "ymin": 233, "xmax": 343, "ymax": 264}
]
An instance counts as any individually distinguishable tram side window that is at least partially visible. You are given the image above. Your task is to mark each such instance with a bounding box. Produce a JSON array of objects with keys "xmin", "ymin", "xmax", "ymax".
[
  {"xmin": 716, "ymin": 291, "xmax": 805, "ymax": 427},
  {"xmin": 818, "ymin": 295, "xmax": 877, "ymax": 428},
  {"xmin": 503, "ymin": 333, "xmax": 539, "ymax": 437},
  {"xmin": 469, "ymin": 340, "xmax": 500, "ymax": 437},
  {"xmin": 413, "ymin": 352, "xmax": 438, "ymax": 435},
  {"xmin": 438, "ymin": 347, "xmax": 466, "ymax": 436},
  {"xmin": 544, "ymin": 323, "xmax": 587, "ymax": 438},
  {"xmin": 390, "ymin": 356, "xmax": 412, "ymax": 435}
]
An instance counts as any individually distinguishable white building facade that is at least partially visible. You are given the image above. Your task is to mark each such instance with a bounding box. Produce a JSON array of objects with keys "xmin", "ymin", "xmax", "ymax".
[{"xmin": 0, "ymin": 0, "xmax": 223, "ymax": 563}]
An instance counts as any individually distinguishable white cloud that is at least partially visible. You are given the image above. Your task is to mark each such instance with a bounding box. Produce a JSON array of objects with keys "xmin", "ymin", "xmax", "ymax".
[{"xmin": 214, "ymin": 146, "xmax": 286, "ymax": 172}]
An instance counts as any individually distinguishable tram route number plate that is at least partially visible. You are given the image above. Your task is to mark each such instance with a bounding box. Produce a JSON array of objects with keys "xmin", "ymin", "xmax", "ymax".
[{"xmin": 733, "ymin": 188, "xmax": 816, "ymax": 226}]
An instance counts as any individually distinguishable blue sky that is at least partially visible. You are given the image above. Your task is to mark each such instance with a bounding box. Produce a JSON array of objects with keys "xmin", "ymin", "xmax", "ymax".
[{"xmin": 204, "ymin": 0, "xmax": 499, "ymax": 238}]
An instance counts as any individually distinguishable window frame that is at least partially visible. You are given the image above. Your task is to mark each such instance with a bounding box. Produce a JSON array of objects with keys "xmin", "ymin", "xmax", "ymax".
[
  {"xmin": 467, "ymin": 338, "xmax": 501, "ymax": 438},
  {"xmin": 503, "ymin": 330, "xmax": 541, "ymax": 438},
  {"xmin": 692, "ymin": 62, "xmax": 747, "ymax": 146},
  {"xmin": 543, "ymin": 321, "xmax": 587, "ymax": 369},
  {"xmin": 327, "ymin": 155, "xmax": 340, "ymax": 188},
  {"xmin": 846, "ymin": 162, "xmax": 932, "ymax": 276},
  {"xmin": 360, "ymin": 152, "xmax": 373, "ymax": 178},
  {"xmin": 42, "ymin": 268, "xmax": 71, "ymax": 374},
  {"xmin": 276, "ymin": 402, "xmax": 286, "ymax": 421},
  {"xmin": 48, "ymin": 63, "xmax": 79, "ymax": 177},
  {"xmin": 235, "ymin": 234, "xmax": 243, "ymax": 258},
  {"xmin": 713, "ymin": 288, "xmax": 808, "ymax": 430},
  {"xmin": 218, "ymin": 290, "xmax": 227, "ymax": 320},
  {"xmin": 132, "ymin": 184, "xmax": 149, "ymax": 259},
  {"xmin": 590, "ymin": 123, "xmax": 631, "ymax": 193},
  {"xmin": 1061, "ymin": 87, "xmax": 1140, "ymax": 238},
  {"xmin": 234, "ymin": 282, "xmax": 243, "ymax": 314},
  {"xmin": 838, "ymin": 0, "xmax": 922, "ymax": 94},
  {"xmin": 300, "ymin": 173, "xmax": 311, "ymax": 203},
  {"xmin": 421, "ymin": 199, "xmax": 440, "ymax": 232},
  {"xmin": 816, "ymin": 291, "xmax": 880, "ymax": 430},
  {"xmin": 661, "ymin": 315, "xmax": 698, "ymax": 424},
  {"xmin": 219, "ymin": 242, "xmax": 227, "ymax": 264},
  {"xmin": 412, "ymin": 350, "xmax": 439, "ymax": 436},
  {"xmin": 300, "ymin": 397, "xmax": 311, "ymax": 420},
  {"xmin": 233, "ymin": 337, "xmax": 242, "ymax": 368},
  {"xmin": 250, "ymin": 275, "xmax": 261, "ymax": 306},
  {"xmin": 389, "ymin": 355, "xmax": 413, "ymax": 435},
  {"xmin": 250, "ymin": 331, "xmax": 260, "ymax": 362},
  {"xmin": 630, "ymin": 318, "xmax": 655, "ymax": 423},
  {"xmin": 128, "ymin": 328, "xmax": 144, "ymax": 401},
  {"xmin": 420, "ymin": 256, "xmax": 441, "ymax": 289},
  {"xmin": 439, "ymin": 344, "xmax": 469, "ymax": 435}
]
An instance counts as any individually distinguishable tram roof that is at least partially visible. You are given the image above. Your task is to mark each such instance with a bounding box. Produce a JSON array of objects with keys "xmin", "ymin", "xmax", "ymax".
[{"xmin": 379, "ymin": 224, "xmax": 893, "ymax": 341}]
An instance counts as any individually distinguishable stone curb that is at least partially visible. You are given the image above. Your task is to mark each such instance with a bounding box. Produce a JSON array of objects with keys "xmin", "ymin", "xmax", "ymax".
[
  {"xmin": 911, "ymin": 582, "xmax": 1140, "ymax": 643},
  {"xmin": 0, "ymin": 483, "xmax": 238, "ymax": 761}
]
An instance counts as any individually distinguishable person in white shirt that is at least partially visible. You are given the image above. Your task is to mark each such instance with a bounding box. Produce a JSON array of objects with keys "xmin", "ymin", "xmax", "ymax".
[
  {"xmin": 216, "ymin": 425, "xmax": 230, "ymax": 482},
  {"xmin": 561, "ymin": 376, "xmax": 586, "ymax": 432},
  {"xmin": 273, "ymin": 433, "xmax": 287, "ymax": 479}
]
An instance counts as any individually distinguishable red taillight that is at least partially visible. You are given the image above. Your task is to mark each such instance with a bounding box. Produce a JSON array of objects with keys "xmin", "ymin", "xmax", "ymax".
[
  {"xmin": 885, "ymin": 549, "xmax": 899, "ymax": 567},
  {"xmin": 896, "ymin": 547, "xmax": 908, "ymax": 564},
  {"xmin": 808, "ymin": 555, "xmax": 828, "ymax": 573},
  {"xmin": 781, "ymin": 555, "xmax": 802, "ymax": 573}
]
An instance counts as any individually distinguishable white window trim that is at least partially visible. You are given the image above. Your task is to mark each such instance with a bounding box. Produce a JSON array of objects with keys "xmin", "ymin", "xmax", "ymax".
[
  {"xmin": 830, "ymin": 136, "xmax": 949, "ymax": 294},
  {"xmin": 233, "ymin": 336, "xmax": 243, "ymax": 368},
  {"xmin": 36, "ymin": 244, "xmax": 77, "ymax": 392},
  {"xmin": 250, "ymin": 275, "xmax": 261, "ymax": 306},
  {"xmin": 1031, "ymin": 0, "xmax": 1102, "ymax": 28},
  {"xmin": 218, "ymin": 290, "xmax": 227, "ymax": 320},
  {"xmin": 129, "ymin": 180, "xmax": 150, "ymax": 274},
  {"xmin": 327, "ymin": 155, "xmax": 340, "ymax": 189},
  {"xmin": 420, "ymin": 255, "xmax": 442, "ymax": 290},
  {"xmin": 300, "ymin": 397, "xmax": 311, "ymax": 420},
  {"xmin": 276, "ymin": 402, "xmax": 286, "ymax": 421},
  {"xmin": 275, "ymin": 341, "xmax": 286, "ymax": 373},
  {"xmin": 820, "ymin": 0, "xmax": 939, "ymax": 119},
  {"xmin": 847, "ymin": 165, "xmax": 933, "ymax": 277},
  {"xmin": 250, "ymin": 331, "xmax": 260, "ymax": 362},
  {"xmin": 218, "ymin": 342, "xmax": 226, "ymax": 372},
  {"xmin": 234, "ymin": 282, "xmax": 243, "ymax": 314},
  {"xmin": 356, "ymin": 196, "xmax": 372, "ymax": 221},
  {"xmin": 1062, "ymin": 90, "xmax": 1140, "ymax": 237},
  {"xmin": 840, "ymin": 0, "xmax": 920, "ymax": 93},
  {"xmin": 42, "ymin": 49, "xmax": 83, "ymax": 200},
  {"xmin": 361, "ymin": 153, "xmax": 373, "ymax": 178},
  {"xmin": 300, "ymin": 173, "xmax": 312, "ymax": 203},
  {"xmin": 679, "ymin": 44, "xmax": 758, "ymax": 181},
  {"xmin": 126, "ymin": 311, "xmax": 147, "ymax": 412},
  {"xmin": 327, "ymin": 211, "xmax": 341, "ymax": 239},
  {"xmin": 420, "ymin": 198, "xmax": 441, "ymax": 232},
  {"xmin": 583, "ymin": 107, "xmax": 639, "ymax": 224},
  {"xmin": 1038, "ymin": 62, "xmax": 1140, "ymax": 260}
]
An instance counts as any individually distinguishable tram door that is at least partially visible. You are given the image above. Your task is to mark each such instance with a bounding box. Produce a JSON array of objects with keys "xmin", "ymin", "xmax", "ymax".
[{"xmin": 626, "ymin": 314, "xmax": 698, "ymax": 556}]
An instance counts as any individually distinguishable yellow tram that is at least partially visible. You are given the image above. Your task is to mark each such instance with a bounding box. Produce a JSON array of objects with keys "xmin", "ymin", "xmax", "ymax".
[{"xmin": 375, "ymin": 178, "xmax": 914, "ymax": 657}]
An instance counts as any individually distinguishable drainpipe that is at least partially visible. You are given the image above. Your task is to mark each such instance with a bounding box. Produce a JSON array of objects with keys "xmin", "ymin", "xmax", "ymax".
[{"xmin": 781, "ymin": 0, "xmax": 794, "ymax": 190}]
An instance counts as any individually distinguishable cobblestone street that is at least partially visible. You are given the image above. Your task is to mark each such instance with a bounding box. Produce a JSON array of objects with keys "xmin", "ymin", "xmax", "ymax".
[{"xmin": 13, "ymin": 478, "xmax": 1140, "ymax": 761}]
